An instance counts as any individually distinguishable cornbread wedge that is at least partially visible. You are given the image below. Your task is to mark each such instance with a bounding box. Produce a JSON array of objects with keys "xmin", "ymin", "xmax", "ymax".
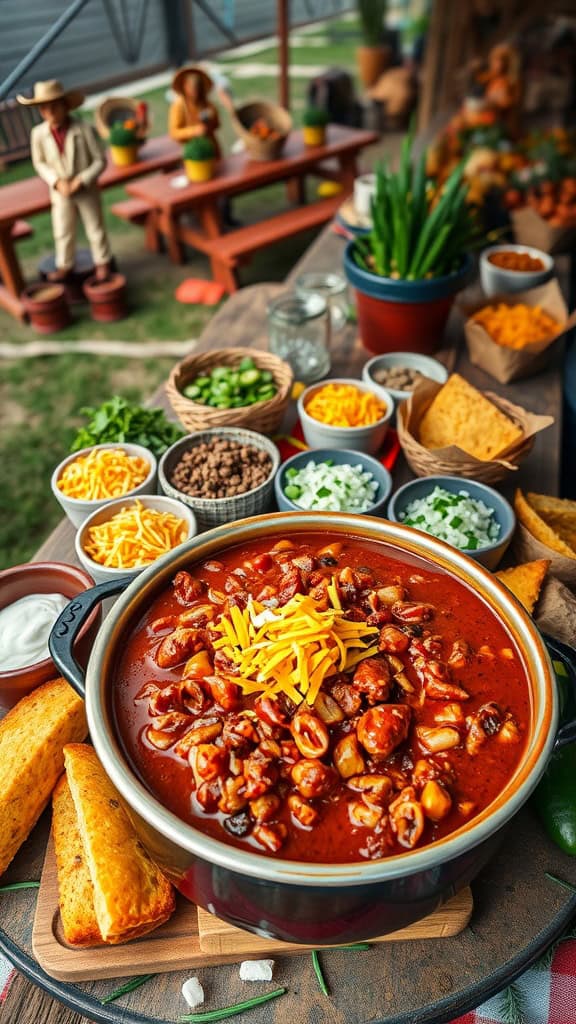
[
  {"xmin": 63, "ymin": 744, "xmax": 175, "ymax": 943},
  {"xmin": 52, "ymin": 775, "xmax": 102, "ymax": 947},
  {"xmin": 0, "ymin": 677, "xmax": 87, "ymax": 878}
]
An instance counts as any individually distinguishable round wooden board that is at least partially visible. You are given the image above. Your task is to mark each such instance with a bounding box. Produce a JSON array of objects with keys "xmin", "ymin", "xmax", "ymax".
[{"xmin": 2, "ymin": 804, "xmax": 576, "ymax": 1024}]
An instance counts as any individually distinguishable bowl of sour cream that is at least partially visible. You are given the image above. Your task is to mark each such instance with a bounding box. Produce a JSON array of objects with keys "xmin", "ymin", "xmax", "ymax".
[{"xmin": 0, "ymin": 561, "xmax": 101, "ymax": 710}]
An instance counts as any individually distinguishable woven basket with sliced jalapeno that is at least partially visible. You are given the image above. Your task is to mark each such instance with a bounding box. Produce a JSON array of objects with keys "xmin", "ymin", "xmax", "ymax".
[{"xmin": 180, "ymin": 357, "xmax": 278, "ymax": 410}]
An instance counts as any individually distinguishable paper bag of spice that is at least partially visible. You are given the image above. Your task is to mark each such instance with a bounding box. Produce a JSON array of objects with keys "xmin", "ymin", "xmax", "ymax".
[
  {"xmin": 462, "ymin": 279, "xmax": 576, "ymax": 384},
  {"xmin": 511, "ymin": 207, "xmax": 576, "ymax": 255}
]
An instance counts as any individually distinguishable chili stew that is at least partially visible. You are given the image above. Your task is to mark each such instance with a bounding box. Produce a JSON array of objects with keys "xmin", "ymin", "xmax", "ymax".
[{"xmin": 114, "ymin": 534, "xmax": 529, "ymax": 863}]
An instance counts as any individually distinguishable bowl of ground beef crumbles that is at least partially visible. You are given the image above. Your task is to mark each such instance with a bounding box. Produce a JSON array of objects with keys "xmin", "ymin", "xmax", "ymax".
[{"xmin": 158, "ymin": 427, "xmax": 281, "ymax": 530}]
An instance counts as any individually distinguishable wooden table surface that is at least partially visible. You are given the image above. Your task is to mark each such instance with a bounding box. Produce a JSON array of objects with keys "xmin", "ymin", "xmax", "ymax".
[
  {"xmin": 1, "ymin": 223, "xmax": 573, "ymax": 1024},
  {"xmin": 125, "ymin": 127, "xmax": 378, "ymax": 212}
]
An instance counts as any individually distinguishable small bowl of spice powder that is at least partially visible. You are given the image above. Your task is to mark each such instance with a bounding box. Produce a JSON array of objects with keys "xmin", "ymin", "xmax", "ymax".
[{"xmin": 158, "ymin": 427, "xmax": 280, "ymax": 530}]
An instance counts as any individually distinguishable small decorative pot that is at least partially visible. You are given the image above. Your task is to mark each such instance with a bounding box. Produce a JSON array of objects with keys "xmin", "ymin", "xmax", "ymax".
[
  {"xmin": 21, "ymin": 282, "xmax": 70, "ymax": 334},
  {"xmin": 83, "ymin": 273, "xmax": 127, "ymax": 322},
  {"xmin": 303, "ymin": 125, "xmax": 326, "ymax": 147},
  {"xmin": 110, "ymin": 144, "xmax": 139, "ymax": 167},
  {"xmin": 184, "ymin": 158, "xmax": 215, "ymax": 183},
  {"xmin": 344, "ymin": 242, "xmax": 473, "ymax": 355}
]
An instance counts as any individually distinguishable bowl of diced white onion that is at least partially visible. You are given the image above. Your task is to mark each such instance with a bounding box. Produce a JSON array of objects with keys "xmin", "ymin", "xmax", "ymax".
[
  {"xmin": 387, "ymin": 476, "xmax": 516, "ymax": 570},
  {"xmin": 274, "ymin": 448, "xmax": 392, "ymax": 517}
]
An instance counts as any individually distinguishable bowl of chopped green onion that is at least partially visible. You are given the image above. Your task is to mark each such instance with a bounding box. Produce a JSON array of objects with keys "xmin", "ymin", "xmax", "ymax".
[
  {"xmin": 387, "ymin": 476, "xmax": 515, "ymax": 569},
  {"xmin": 275, "ymin": 448, "xmax": 392, "ymax": 517}
]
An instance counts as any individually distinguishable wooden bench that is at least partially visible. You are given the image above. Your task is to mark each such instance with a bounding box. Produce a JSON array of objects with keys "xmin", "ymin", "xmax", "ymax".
[
  {"xmin": 202, "ymin": 195, "xmax": 343, "ymax": 291},
  {"xmin": 109, "ymin": 197, "xmax": 160, "ymax": 252},
  {"xmin": 11, "ymin": 219, "xmax": 34, "ymax": 241}
]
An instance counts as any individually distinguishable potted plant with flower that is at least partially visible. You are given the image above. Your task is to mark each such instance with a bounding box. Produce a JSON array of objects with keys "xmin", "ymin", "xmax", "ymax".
[
  {"xmin": 302, "ymin": 106, "xmax": 329, "ymax": 147},
  {"xmin": 344, "ymin": 132, "xmax": 480, "ymax": 354},
  {"xmin": 183, "ymin": 136, "xmax": 217, "ymax": 182},
  {"xmin": 109, "ymin": 120, "xmax": 139, "ymax": 167}
]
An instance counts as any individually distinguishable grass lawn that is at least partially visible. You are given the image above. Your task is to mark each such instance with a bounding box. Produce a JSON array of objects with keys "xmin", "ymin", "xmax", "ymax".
[{"xmin": 0, "ymin": 13, "xmax": 373, "ymax": 569}]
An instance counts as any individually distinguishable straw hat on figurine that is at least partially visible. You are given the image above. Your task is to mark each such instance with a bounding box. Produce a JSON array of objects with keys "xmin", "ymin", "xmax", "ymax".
[
  {"xmin": 16, "ymin": 79, "xmax": 84, "ymax": 109},
  {"xmin": 172, "ymin": 65, "xmax": 213, "ymax": 97}
]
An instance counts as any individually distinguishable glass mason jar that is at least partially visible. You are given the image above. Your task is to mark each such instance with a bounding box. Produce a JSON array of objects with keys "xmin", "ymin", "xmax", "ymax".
[
  {"xmin": 295, "ymin": 271, "xmax": 349, "ymax": 331},
  {"xmin": 267, "ymin": 291, "xmax": 331, "ymax": 383}
]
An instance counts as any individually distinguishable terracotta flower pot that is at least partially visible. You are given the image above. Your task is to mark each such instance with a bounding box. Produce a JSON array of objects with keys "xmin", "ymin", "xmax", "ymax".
[
  {"xmin": 356, "ymin": 45, "xmax": 388, "ymax": 88},
  {"xmin": 303, "ymin": 125, "xmax": 326, "ymax": 147},
  {"xmin": 110, "ymin": 144, "xmax": 138, "ymax": 167},
  {"xmin": 83, "ymin": 273, "xmax": 127, "ymax": 322},
  {"xmin": 184, "ymin": 158, "xmax": 215, "ymax": 183},
  {"xmin": 344, "ymin": 242, "xmax": 473, "ymax": 355},
  {"xmin": 21, "ymin": 282, "xmax": 70, "ymax": 334}
]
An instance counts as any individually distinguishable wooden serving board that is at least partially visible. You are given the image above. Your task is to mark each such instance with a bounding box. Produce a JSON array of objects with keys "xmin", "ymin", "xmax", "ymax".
[{"xmin": 32, "ymin": 833, "xmax": 472, "ymax": 982}]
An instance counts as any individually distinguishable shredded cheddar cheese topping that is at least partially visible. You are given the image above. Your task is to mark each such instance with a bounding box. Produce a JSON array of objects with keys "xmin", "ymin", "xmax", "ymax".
[
  {"xmin": 57, "ymin": 447, "xmax": 150, "ymax": 501},
  {"xmin": 83, "ymin": 499, "xmax": 188, "ymax": 568},
  {"xmin": 304, "ymin": 383, "xmax": 387, "ymax": 428},
  {"xmin": 212, "ymin": 583, "xmax": 379, "ymax": 705}
]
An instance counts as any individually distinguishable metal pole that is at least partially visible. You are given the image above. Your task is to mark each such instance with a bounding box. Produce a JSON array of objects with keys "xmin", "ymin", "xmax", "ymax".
[
  {"xmin": 278, "ymin": 0, "xmax": 290, "ymax": 111},
  {"xmin": 0, "ymin": 0, "xmax": 93, "ymax": 100}
]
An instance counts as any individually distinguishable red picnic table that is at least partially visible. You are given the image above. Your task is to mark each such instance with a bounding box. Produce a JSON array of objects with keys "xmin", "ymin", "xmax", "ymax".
[
  {"xmin": 124, "ymin": 124, "xmax": 378, "ymax": 292},
  {"xmin": 0, "ymin": 134, "xmax": 182, "ymax": 321}
]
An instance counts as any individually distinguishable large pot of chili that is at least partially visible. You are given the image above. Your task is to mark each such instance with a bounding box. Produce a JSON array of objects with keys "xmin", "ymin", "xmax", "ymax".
[{"xmin": 50, "ymin": 512, "xmax": 572, "ymax": 944}]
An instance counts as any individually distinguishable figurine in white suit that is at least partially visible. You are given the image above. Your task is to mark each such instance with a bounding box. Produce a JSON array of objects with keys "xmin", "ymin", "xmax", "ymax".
[{"xmin": 17, "ymin": 79, "xmax": 112, "ymax": 281}]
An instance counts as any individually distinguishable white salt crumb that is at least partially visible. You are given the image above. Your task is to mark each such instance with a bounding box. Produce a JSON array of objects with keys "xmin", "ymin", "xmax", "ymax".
[
  {"xmin": 182, "ymin": 977, "xmax": 205, "ymax": 1008},
  {"xmin": 239, "ymin": 959, "xmax": 275, "ymax": 982}
]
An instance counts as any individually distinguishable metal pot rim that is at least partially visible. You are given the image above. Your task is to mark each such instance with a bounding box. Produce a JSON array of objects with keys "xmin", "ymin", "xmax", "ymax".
[{"xmin": 86, "ymin": 511, "xmax": 557, "ymax": 887}]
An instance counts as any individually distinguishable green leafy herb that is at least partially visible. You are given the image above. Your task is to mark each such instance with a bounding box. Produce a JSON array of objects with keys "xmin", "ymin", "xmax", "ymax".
[
  {"xmin": 70, "ymin": 396, "xmax": 184, "ymax": 457},
  {"xmin": 312, "ymin": 949, "xmax": 329, "ymax": 996},
  {"xmin": 498, "ymin": 982, "xmax": 527, "ymax": 1024},
  {"xmin": 179, "ymin": 987, "xmax": 287, "ymax": 1022},
  {"xmin": 303, "ymin": 106, "xmax": 329, "ymax": 127},
  {"xmin": 101, "ymin": 974, "xmax": 154, "ymax": 1004},
  {"xmin": 183, "ymin": 136, "xmax": 216, "ymax": 161},
  {"xmin": 109, "ymin": 122, "xmax": 138, "ymax": 146},
  {"xmin": 0, "ymin": 880, "xmax": 40, "ymax": 892}
]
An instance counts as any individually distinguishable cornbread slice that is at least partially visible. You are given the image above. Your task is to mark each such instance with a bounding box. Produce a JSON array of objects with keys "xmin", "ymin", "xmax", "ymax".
[
  {"xmin": 52, "ymin": 774, "xmax": 102, "ymax": 946},
  {"xmin": 0, "ymin": 677, "xmax": 87, "ymax": 877},
  {"xmin": 496, "ymin": 559, "xmax": 550, "ymax": 614},
  {"xmin": 63, "ymin": 744, "xmax": 175, "ymax": 943},
  {"xmin": 419, "ymin": 374, "xmax": 523, "ymax": 460}
]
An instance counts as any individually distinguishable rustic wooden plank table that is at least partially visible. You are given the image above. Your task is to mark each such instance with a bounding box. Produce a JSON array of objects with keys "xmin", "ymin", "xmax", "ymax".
[
  {"xmin": 1, "ymin": 223, "xmax": 573, "ymax": 1024},
  {"xmin": 124, "ymin": 126, "xmax": 378, "ymax": 291},
  {"xmin": 0, "ymin": 134, "xmax": 182, "ymax": 321}
]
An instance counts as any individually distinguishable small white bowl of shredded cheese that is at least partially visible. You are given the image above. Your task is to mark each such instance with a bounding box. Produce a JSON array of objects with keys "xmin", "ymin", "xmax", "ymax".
[
  {"xmin": 387, "ymin": 476, "xmax": 515, "ymax": 569},
  {"xmin": 275, "ymin": 448, "xmax": 392, "ymax": 516}
]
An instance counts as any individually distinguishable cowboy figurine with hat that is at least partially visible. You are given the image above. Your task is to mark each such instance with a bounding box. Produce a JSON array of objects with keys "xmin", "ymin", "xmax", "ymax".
[
  {"xmin": 18, "ymin": 79, "xmax": 113, "ymax": 282},
  {"xmin": 168, "ymin": 66, "xmax": 224, "ymax": 156}
]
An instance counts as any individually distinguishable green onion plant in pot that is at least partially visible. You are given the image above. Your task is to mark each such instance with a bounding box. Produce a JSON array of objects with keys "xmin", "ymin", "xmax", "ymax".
[{"xmin": 344, "ymin": 131, "xmax": 480, "ymax": 355}]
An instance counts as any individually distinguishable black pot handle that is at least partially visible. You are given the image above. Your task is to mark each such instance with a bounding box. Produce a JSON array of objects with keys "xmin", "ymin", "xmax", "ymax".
[
  {"xmin": 49, "ymin": 577, "xmax": 133, "ymax": 698},
  {"xmin": 544, "ymin": 634, "xmax": 576, "ymax": 750}
]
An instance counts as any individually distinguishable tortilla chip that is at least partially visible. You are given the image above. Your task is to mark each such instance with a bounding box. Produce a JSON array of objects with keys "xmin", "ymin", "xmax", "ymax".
[
  {"xmin": 496, "ymin": 559, "xmax": 550, "ymax": 614},
  {"xmin": 63, "ymin": 744, "xmax": 175, "ymax": 943},
  {"xmin": 514, "ymin": 490, "xmax": 576, "ymax": 559},
  {"xmin": 526, "ymin": 493, "xmax": 576, "ymax": 551},
  {"xmin": 419, "ymin": 374, "xmax": 523, "ymax": 460}
]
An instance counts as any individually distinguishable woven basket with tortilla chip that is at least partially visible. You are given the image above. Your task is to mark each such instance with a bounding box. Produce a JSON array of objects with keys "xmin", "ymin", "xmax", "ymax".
[{"xmin": 397, "ymin": 375, "xmax": 552, "ymax": 484}]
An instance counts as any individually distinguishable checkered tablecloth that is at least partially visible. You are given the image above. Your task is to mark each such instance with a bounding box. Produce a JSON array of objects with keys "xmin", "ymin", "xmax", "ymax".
[{"xmin": 2, "ymin": 935, "xmax": 576, "ymax": 1020}]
